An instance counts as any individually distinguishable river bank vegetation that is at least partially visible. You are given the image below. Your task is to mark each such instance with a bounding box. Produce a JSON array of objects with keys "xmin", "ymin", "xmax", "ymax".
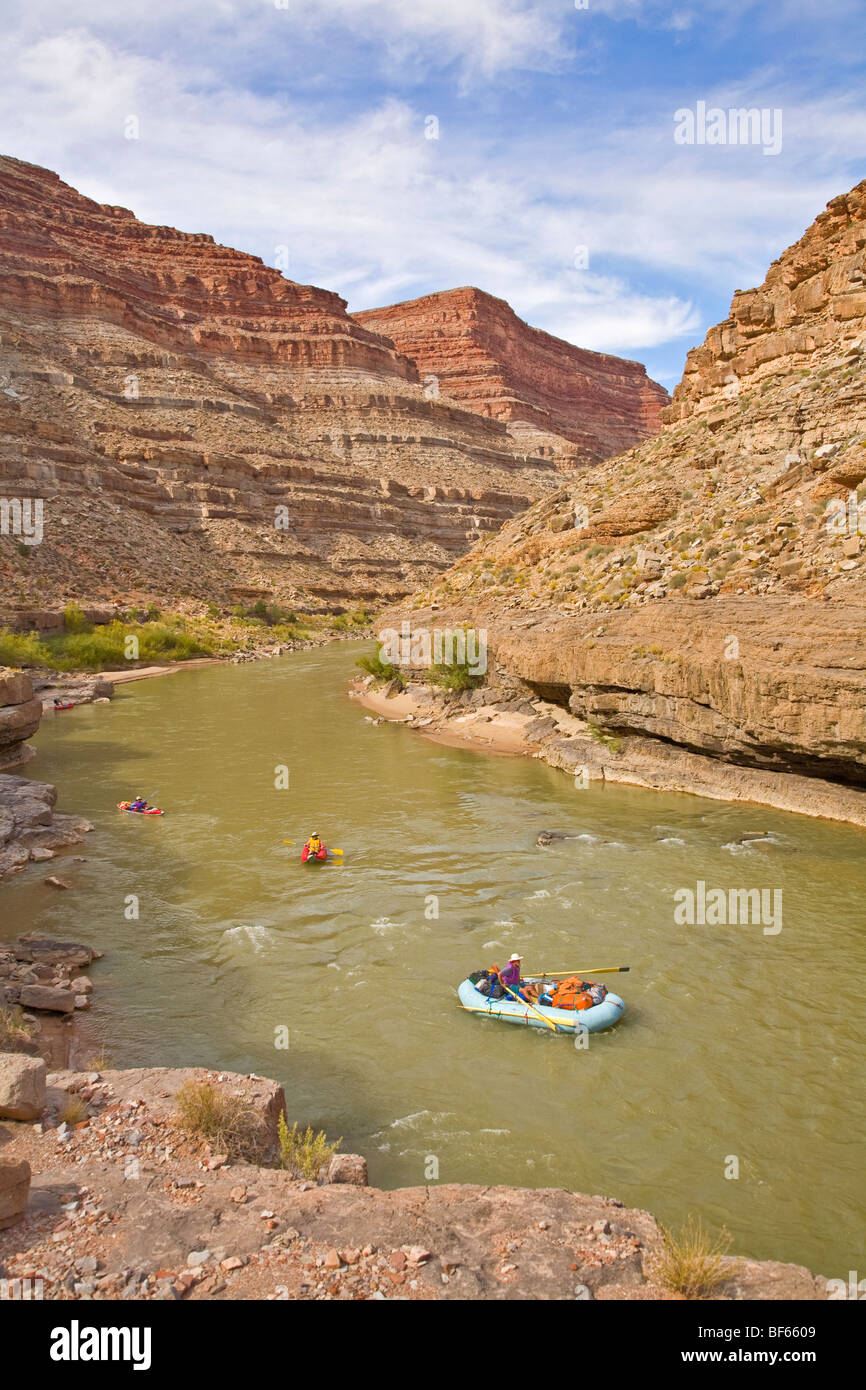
[{"xmin": 0, "ymin": 602, "xmax": 373, "ymax": 672}]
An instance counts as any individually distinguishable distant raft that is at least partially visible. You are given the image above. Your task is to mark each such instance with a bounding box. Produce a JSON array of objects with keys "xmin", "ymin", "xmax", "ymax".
[{"xmin": 457, "ymin": 977, "xmax": 625, "ymax": 1034}]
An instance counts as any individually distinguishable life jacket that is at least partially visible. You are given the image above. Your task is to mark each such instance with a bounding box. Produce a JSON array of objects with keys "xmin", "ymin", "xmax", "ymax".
[{"xmin": 549, "ymin": 977, "xmax": 594, "ymax": 1011}]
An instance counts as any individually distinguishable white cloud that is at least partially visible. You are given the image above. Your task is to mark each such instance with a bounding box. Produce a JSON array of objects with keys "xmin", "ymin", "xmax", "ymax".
[{"xmin": 0, "ymin": 12, "xmax": 862, "ymax": 373}]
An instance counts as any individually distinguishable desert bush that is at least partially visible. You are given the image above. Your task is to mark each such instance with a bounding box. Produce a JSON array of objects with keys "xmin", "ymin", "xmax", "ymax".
[
  {"xmin": 59, "ymin": 1093, "xmax": 89, "ymax": 1126},
  {"xmin": 648, "ymin": 1216, "xmax": 732, "ymax": 1299},
  {"xmin": 63, "ymin": 602, "xmax": 90, "ymax": 633},
  {"xmin": 276, "ymin": 1114, "xmax": 341, "ymax": 1179},
  {"xmin": 0, "ymin": 628, "xmax": 50, "ymax": 667},
  {"xmin": 356, "ymin": 646, "xmax": 402, "ymax": 685},
  {"xmin": 0, "ymin": 1005, "xmax": 36, "ymax": 1052},
  {"xmin": 174, "ymin": 1080, "xmax": 261, "ymax": 1160}
]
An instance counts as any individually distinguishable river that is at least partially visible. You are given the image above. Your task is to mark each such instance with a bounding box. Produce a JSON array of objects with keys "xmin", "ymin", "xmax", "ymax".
[{"xmin": 2, "ymin": 642, "xmax": 864, "ymax": 1279}]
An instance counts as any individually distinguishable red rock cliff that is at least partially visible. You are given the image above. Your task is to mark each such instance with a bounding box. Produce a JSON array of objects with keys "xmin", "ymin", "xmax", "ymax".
[
  {"xmin": 355, "ymin": 287, "xmax": 669, "ymax": 465},
  {"xmin": 0, "ymin": 157, "xmax": 412, "ymax": 376}
]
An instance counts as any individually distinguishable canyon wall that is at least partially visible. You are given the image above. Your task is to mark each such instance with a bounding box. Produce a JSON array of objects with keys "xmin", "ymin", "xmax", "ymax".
[
  {"xmin": 0, "ymin": 156, "xmax": 628, "ymax": 617},
  {"xmin": 400, "ymin": 181, "xmax": 866, "ymax": 811},
  {"xmin": 355, "ymin": 287, "xmax": 669, "ymax": 466}
]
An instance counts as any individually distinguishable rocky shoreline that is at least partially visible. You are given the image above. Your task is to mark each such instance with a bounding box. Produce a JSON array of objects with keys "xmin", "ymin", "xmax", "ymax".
[
  {"xmin": 0, "ymin": 1044, "xmax": 831, "ymax": 1301},
  {"xmin": 351, "ymin": 671, "xmax": 866, "ymax": 825}
]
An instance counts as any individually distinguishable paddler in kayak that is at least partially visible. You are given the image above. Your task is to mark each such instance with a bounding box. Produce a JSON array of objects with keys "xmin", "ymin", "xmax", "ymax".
[
  {"xmin": 129, "ymin": 796, "xmax": 149, "ymax": 812},
  {"xmin": 304, "ymin": 831, "xmax": 325, "ymax": 859}
]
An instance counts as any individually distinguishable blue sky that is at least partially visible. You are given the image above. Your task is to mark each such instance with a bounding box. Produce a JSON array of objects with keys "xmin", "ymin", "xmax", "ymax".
[{"xmin": 1, "ymin": 0, "xmax": 864, "ymax": 385}]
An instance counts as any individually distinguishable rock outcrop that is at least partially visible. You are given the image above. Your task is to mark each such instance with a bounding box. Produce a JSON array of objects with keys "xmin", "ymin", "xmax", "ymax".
[
  {"xmin": 0, "ymin": 1064, "xmax": 829, "ymax": 1300},
  {"xmin": 0, "ymin": 155, "xmax": 588, "ymax": 614},
  {"xmin": 355, "ymin": 287, "xmax": 669, "ymax": 467},
  {"xmin": 0, "ymin": 775, "xmax": 93, "ymax": 879},
  {"xmin": 397, "ymin": 181, "xmax": 866, "ymax": 818},
  {"xmin": 0, "ymin": 667, "xmax": 41, "ymax": 769}
]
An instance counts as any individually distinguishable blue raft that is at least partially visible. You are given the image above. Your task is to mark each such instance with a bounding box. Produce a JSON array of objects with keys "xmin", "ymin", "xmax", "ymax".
[{"xmin": 457, "ymin": 977, "xmax": 625, "ymax": 1034}]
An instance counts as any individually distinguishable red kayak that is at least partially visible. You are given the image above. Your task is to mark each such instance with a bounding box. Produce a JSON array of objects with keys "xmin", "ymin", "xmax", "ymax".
[
  {"xmin": 301, "ymin": 843, "xmax": 327, "ymax": 862},
  {"xmin": 117, "ymin": 801, "xmax": 164, "ymax": 816},
  {"xmin": 53, "ymin": 701, "xmax": 75, "ymax": 711}
]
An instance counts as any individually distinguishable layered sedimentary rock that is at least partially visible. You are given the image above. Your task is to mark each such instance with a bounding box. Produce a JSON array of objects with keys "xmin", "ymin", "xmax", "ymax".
[
  {"xmin": 355, "ymin": 287, "xmax": 669, "ymax": 466},
  {"xmin": 0, "ymin": 156, "xmax": 575, "ymax": 613},
  {"xmin": 402, "ymin": 182, "xmax": 866, "ymax": 815},
  {"xmin": 0, "ymin": 668, "xmax": 41, "ymax": 768}
]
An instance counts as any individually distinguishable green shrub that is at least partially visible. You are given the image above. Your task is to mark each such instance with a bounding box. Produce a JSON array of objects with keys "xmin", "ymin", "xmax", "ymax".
[
  {"xmin": 428, "ymin": 657, "xmax": 484, "ymax": 693},
  {"xmin": 277, "ymin": 1114, "xmax": 341, "ymax": 1180},
  {"xmin": 587, "ymin": 719, "xmax": 623, "ymax": 753},
  {"xmin": 669, "ymin": 573, "xmax": 687, "ymax": 589},
  {"xmin": 356, "ymin": 647, "xmax": 402, "ymax": 685},
  {"xmin": 62, "ymin": 602, "xmax": 90, "ymax": 633},
  {"xmin": 0, "ymin": 628, "xmax": 50, "ymax": 667}
]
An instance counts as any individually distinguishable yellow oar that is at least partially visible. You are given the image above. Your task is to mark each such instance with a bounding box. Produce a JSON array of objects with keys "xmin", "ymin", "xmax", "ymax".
[
  {"xmin": 499, "ymin": 980, "xmax": 558, "ymax": 1033},
  {"xmin": 524, "ymin": 966, "xmax": 630, "ymax": 980},
  {"xmin": 283, "ymin": 840, "xmax": 344, "ymax": 856}
]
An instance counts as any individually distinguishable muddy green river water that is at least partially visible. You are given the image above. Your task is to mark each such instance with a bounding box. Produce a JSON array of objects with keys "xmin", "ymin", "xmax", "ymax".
[{"xmin": 2, "ymin": 643, "xmax": 864, "ymax": 1278}]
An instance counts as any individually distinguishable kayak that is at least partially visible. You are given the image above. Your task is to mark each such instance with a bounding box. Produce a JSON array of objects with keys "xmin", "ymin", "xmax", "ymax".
[
  {"xmin": 117, "ymin": 802, "xmax": 164, "ymax": 816},
  {"xmin": 52, "ymin": 701, "xmax": 75, "ymax": 711},
  {"xmin": 457, "ymin": 977, "xmax": 625, "ymax": 1034},
  {"xmin": 301, "ymin": 843, "xmax": 327, "ymax": 862}
]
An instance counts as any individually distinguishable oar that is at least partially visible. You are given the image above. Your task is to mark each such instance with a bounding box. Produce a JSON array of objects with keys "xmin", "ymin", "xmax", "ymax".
[
  {"xmin": 524, "ymin": 966, "xmax": 630, "ymax": 980},
  {"xmin": 283, "ymin": 840, "xmax": 344, "ymax": 856},
  {"xmin": 499, "ymin": 980, "xmax": 558, "ymax": 1033}
]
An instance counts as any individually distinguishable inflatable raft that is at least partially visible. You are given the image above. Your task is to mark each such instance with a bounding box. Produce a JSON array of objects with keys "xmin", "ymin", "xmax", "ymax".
[{"xmin": 457, "ymin": 977, "xmax": 625, "ymax": 1034}]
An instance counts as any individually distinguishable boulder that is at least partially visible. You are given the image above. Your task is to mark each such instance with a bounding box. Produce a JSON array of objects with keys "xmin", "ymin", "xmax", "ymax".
[
  {"xmin": 0, "ymin": 1051, "xmax": 47, "ymax": 1119},
  {"xmin": 0, "ymin": 1155, "xmax": 31, "ymax": 1229},
  {"xmin": 326, "ymin": 1153, "xmax": 369, "ymax": 1186},
  {"xmin": 19, "ymin": 984, "xmax": 76, "ymax": 1013},
  {"xmin": 12, "ymin": 935, "xmax": 96, "ymax": 968}
]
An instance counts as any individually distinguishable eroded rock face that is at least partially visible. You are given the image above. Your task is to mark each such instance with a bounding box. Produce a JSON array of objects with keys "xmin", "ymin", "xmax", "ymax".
[
  {"xmin": 408, "ymin": 181, "xmax": 866, "ymax": 812},
  {"xmin": 0, "ymin": 156, "xmax": 575, "ymax": 611},
  {"xmin": 0, "ymin": 668, "xmax": 41, "ymax": 770},
  {"xmin": 0, "ymin": 774, "xmax": 93, "ymax": 880},
  {"xmin": 355, "ymin": 287, "xmax": 669, "ymax": 467},
  {"xmin": 666, "ymin": 182, "xmax": 866, "ymax": 422}
]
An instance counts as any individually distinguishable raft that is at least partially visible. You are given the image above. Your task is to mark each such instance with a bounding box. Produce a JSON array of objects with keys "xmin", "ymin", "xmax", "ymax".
[
  {"xmin": 117, "ymin": 802, "xmax": 164, "ymax": 816},
  {"xmin": 457, "ymin": 977, "xmax": 625, "ymax": 1034}
]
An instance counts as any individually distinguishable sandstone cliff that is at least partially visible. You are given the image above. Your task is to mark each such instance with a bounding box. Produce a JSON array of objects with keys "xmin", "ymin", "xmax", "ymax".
[
  {"xmin": 398, "ymin": 182, "xmax": 866, "ymax": 816},
  {"xmin": 0, "ymin": 157, "xmax": 597, "ymax": 616},
  {"xmin": 355, "ymin": 287, "xmax": 669, "ymax": 467}
]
